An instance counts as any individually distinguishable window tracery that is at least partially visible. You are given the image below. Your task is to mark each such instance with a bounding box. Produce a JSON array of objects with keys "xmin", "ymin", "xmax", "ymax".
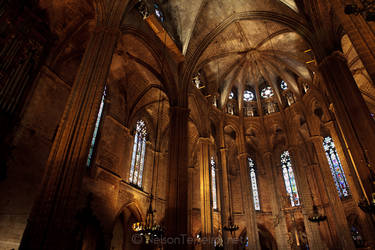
[
  {"xmin": 211, "ymin": 157, "xmax": 218, "ymax": 210},
  {"xmin": 129, "ymin": 120, "xmax": 147, "ymax": 187},
  {"xmin": 281, "ymin": 80, "xmax": 288, "ymax": 90},
  {"xmin": 248, "ymin": 157, "xmax": 260, "ymax": 210},
  {"xmin": 154, "ymin": 3, "xmax": 164, "ymax": 22},
  {"xmin": 86, "ymin": 87, "xmax": 106, "ymax": 167},
  {"xmin": 261, "ymin": 86, "xmax": 274, "ymax": 99},
  {"xmin": 323, "ymin": 136, "xmax": 350, "ymax": 198},
  {"xmin": 243, "ymin": 90, "xmax": 255, "ymax": 102},
  {"xmin": 281, "ymin": 151, "xmax": 300, "ymax": 206}
]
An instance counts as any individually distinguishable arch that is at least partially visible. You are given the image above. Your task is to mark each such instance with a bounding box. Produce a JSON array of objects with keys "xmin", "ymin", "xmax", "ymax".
[
  {"xmin": 120, "ymin": 26, "xmax": 178, "ymax": 105},
  {"xmin": 258, "ymin": 224, "xmax": 277, "ymax": 250},
  {"xmin": 110, "ymin": 202, "xmax": 143, "ymax": 250},
  {"xmin": 182, "ymin": 11, "xmax": 315, "ymax": 103},
  {"xmin": 127, "ymin": 84, "xmax": 168, "ymax": 124}
]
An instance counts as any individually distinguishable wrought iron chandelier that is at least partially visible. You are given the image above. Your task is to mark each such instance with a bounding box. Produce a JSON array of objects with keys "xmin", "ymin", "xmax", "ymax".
[
  {"xmin": 308, "ymin": 205, "xmax": 327, "ymax": 224},
  {"xmin": 223, "ymin": 217, "xmax": 239, "ymax": 236},
  {"xmin": 132, "ymin": 195, "xmax": 164, "ymax": 244},
  {"xmin": 345, "ymin": 0, "xmax": 375, "ymax": 21},
  {"xmin": 358, "ymin": 195, "xmax": 375, "ymax": 214}
]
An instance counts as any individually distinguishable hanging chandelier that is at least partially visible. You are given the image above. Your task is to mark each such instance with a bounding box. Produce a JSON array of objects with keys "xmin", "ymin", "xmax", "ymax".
[
  {"xmin": 345, "ymin": 0, "xmax": 375, "ymax": 21},
  {"xmin": 358, "ymin": 195, "xmax": 375, "ymax": 214},
  {"xmin": 132, "ymin": 195, "xmax": 164, "ymax": 244},
  {"xmin": 223, "ymin": 217, "xmax": 239, "ymax": 236},
  {"xmin": 308, "ymin": 205, "xmax": 327, "ymax": 224}
]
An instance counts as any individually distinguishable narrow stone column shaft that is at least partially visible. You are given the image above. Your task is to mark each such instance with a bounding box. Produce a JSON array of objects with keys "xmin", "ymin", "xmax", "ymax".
[
  {"xmin": 289, "ymin": 147, "xmax": 327, "ymax": 250},
  {"xmin": 262, "ymin": 152, "xmax": 291, "ymax": 250},
  {"xmin": 197, "ymin": 137, "xmax": 214, "ymax": 250},
  {"xmin": 218, "ymin": 147, "xmax": 232, "ymax": 250},
  {"xmin": 238, "ymin": 153, "xmax": 260, "ymax": 250}
]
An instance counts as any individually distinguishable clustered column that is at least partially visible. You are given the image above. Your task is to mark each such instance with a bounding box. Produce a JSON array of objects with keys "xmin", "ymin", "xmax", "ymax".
[
  {"xmin": 289, "ymin": 146, "xmax": 327, "ymax": 250},
  {"xmin": 318, "ymin": 51, "xmax": 375, "ymax": 201},
  {"xmin": 166, "ymin": 106, "xmax": 190, "ymax": 249},
  {"xmin": 237, "ymin": 153, "xmax": 260, "ymax": 250},
  {"xmin": 262, "ymin": 152, "xmax": 290, "ymax": 250},
  {"xmin": 19, "ymin": 0, "xmax": 128, "ymax": 247},
  {"xmin": 218, "ymin": 146, "xmax": 233, "ymax": 249},
  {"xmin": 197, "ymin": 137, "xmax": 214, "ymax": 250}
]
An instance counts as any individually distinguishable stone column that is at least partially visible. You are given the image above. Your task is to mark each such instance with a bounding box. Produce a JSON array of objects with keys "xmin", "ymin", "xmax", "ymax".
[
  {"xmin": 217, "ymin": 118, "xmax": 233, "ymax": 249},
  {"xmin": 218, "ymin": 147, "xmax": 233, "ymax": 250},
  {"xmin": 309, "ymin": 136, "xmax": 355, "ymax": 250},
  {"xmin": 325, "ymin": 121, "xmax": 375, "ymax": 247},
  {"xmin": 19, "ymin": 1, "xmax": 129, "ymax": 248},
  {"xmin": 197, "ymin": 137, "xmax": 213, "ymax": 250},
  {"xmin": 187, "ymin": 164, "xmax": 195, "ymax": 238},
  {"xmin": 318, "ymin": 51, "xmax": 375, "ymax": 201},
  {"xmin": 330, "ymin": 0, "xmax": 375, "ymax": 83},
  {"xmin": 262, "ymin": 152, "xmax": 291, "ymax": 250},
  {"xmin": 237, "ymin": 153, "xmax": 261, "ymax": 250},
  {"xmin": 165, "ymin": 106, "xmax": 190, "ymax": 249},
  {"xmin": 289, "ymin": 146, "xmax": 327, "ymax": 250}
]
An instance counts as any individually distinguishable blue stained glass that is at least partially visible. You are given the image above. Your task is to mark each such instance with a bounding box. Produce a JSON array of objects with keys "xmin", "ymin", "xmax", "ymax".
[
  {"xmin": 281, "ymin": 151, "xmax": 300, "ymax": 206},
  {"xmin": 248, "ymin": 158, "xmax": 260, "ymax": 210},
  {"xmin": 211, "ymin": 157, "xmax": 218, "ymax": 210},
  {"xmin": 86, "ymin": 87, "xmax": 106, "ymax": 167},
  {"xmin": 323, "ymin": 137, "xmax": 350, "ymax": 198},
  {"xmin": 129, "ymin": 120, "xmax": 147, "ymax": 187}
]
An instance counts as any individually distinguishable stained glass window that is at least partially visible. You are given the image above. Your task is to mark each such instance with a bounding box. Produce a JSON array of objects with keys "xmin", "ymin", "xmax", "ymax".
[
  {"xmin": 281, "ymin": 151, "xmax": 300, "ymax": 206},
  {"xmin": 86, "ymin": 87, "xmax": 106, "ymax": 167},
  {"xmin": 211, "ymin": 157, "xmax": 218, "ymax": 210},
  {"xmin": 248, "ymin": 157, "xmax": 260, "ymax": 210},
  {"xmin": 261, "ymin": 86, "xmax": 274, "ymax": 99},
  {"xmin": 323, "ymin": 136, "xmax": 350, "ymax": 198},
  {"xmin": 229, "ymin": 91, "xmax": 234, "ymax": 100},
  {"xmin": 129, "ymin": 120, "xmax": 147, "ymax": 187},
  {"xmin": 154, "ymin": 3, "xmax": 164, "ymax": 22},
  {"xmin": 243, "ymin": 90, "xmax": 255, "ymax": 102},
  {"xmin": 281, "ymin": 80, "xmax": 288, "ymax": 90}
]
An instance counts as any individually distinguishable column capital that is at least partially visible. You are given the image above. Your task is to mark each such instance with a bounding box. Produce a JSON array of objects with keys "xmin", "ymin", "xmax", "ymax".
[
  {"xmin": 197, "ymin": 137, "xmax": 213, "ymax": 145},
  {"xmin": 237, "ymin": 152, "xmax": 249, "ymax": 160},
  {"xmin": 308, "ymin": 135, "xmax": 324, "ymax": 144},
  {"xmin": 318, "ymin": 50, "xmax": 347, "ymax": 68},
  {"xmin": 324, "ymin": 120, "xmax": 336, "ymax": 130}
]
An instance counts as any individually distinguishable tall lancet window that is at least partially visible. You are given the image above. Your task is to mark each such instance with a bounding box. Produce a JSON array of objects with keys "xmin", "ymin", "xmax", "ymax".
[
  {"xmin": 129, "ymin": 120, "xmax": 147, "ymax": 187},
  {"xmin": 86, "ymin": 87, "xmax": 106, "ymax": 167},
  {"xmin": 211, "ymin": 157, "xmax": 218, "ymax": 210},
  {"xmin": 281, "ymin": 151, "xmax": 300, "ymax": 206},
  {"xmin": 323, "ymin": 136, "xmax": 350, "ymax": 198},
  {"xmin": 248, "ymin": 157, "xmax": 260, "ymax": 210}
]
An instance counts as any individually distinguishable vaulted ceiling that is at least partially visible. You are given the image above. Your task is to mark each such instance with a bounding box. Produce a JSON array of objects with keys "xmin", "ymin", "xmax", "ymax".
[{"xmin": 37, "ymin": 0, "xmax": 375, "ymax": 115}]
